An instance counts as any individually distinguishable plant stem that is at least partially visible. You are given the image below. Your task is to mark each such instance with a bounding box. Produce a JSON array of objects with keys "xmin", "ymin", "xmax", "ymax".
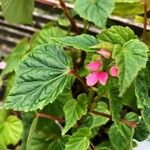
[
  {"xmin": 91, "ymin": 111, "xmax": 137, "ymax": 128},
  {"xmin": 59, "ymin": 0, "xmax": 79, "ymax": 34},
  {"xmin": 69, "ymin": 69, "xmax": 89, "ymax": 92},
  {"xmin": 143, "ymin": 0, "xmax": 148, "ymax": 44},
  {"xmin": 36, "ymin": 113, "xmax": 64, "ymax": 123}
]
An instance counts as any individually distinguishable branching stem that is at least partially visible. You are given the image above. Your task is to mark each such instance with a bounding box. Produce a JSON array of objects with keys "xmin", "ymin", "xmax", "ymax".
[{"xmin": 91, "ymin": 111, "xmax": 137, "ymax": 128}]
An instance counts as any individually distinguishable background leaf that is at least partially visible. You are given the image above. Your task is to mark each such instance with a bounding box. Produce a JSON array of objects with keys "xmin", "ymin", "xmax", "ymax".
[
  {"xmin": 74, "ymin": 0, "xmax": 115, "ymax": 28},
  {"xmin": 0, "ymin": 110, "xmax": 23, "ymax": 146},
  {"xmin": 2, "ymin": 38, "xmax": 30, "ymax": 76},
  {"xmin": 4, "ymin": 43, "xmax": 73, "ymax": 111},
  {"xmin": 1, "ymin": 0, "xmax": 35, "ymax": 24},
  {"xmin": 27, "ymin": 118, "xmax": 61, "ymax": 150}
]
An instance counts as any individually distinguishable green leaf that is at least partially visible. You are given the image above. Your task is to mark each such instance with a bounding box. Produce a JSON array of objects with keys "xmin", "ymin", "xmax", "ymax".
[
  {"xmin": 87, "ymin": 101, "xmax": 109, "ymax": 129},
  {"xmin": 48, "ymin": 136, "xmax": 69, "ymax": 150},
  {"xmin": 109, "ymin": 123, "xmax": 134, "ymax": 150},
  {"xmin": 0, "ymin": 111, "xmax": 23, "ymax": 145},
  {"xmin": 63, "ymin": 94, "xmax": 88, "ymax": 135},
  {"xmin": 113, "ymin": 0, "xmax": 150, "ymax": 16},
  {"xmin": 97, "ymin": 26, "xmax": 136, "ymax": 45},
  {"xmin": 27, "ymin": 118, "xmax": 61, "ymax": 150},
  {"xmin": 1, "ymin": 0, "xmax": 35, "ymax": 24},
  {"xmin": 65, "ymin": 128, "xmax": 91, "ymax": 150},
  {"xmin": 31, "ymin": 27, "xmax": 67, "ymax": 48},
  {"xmin": 134, "ymin": 119, "xmax": 150, "ymax": 142},
  {"xmin": 124, "ymin": 112, "xmax": 139, "ymax": 122},
  {"xmin": 108, "ymin": 88, "xmax": 122, "ymax": 123},
  {"xmin": 74, "ymin": 0, "xmax": 115, "ymax": 28},
  {"xmin": 4, "ymin": 43, "xmax": 73, "ymax": 111},
  {"xmin": 53, "ymin": 34, "xmax": 98, "ymax": 52},
  {"xmin": 20, "ymin": 112, "xmax": 35, "ymax": 150},
  {"xmin": 2, "ymin": 39, "xmax": 30, "ymax": 76},
  {"xmin": 113, "ymin": 39, "xmax": 148, "ymax": 95},
  {"xmin": 135, "ymin": 72, "xmax": 149, "ymax": 109}
]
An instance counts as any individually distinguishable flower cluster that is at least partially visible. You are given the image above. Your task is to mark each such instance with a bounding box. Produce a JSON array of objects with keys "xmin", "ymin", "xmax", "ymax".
[{"xmin": 86, "ymin": 50, "xmax": 118, "ymax": 87}]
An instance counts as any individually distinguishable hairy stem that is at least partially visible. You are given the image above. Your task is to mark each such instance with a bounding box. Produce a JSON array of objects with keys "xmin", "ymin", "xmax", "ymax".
[
  {"xmin": 36, "ymin": 113, "xmax": 64, "ymax": 123},
  {"xmin": 59, "ymin": 0, "xmax": 79, "ymax": 34},
  {"xmin": 91, "ymin": 111, "xmax": 137, "ymax": 128},
  {"xmin": 143, "ymin": 0, "xmax": 148, "ymax": 44}
]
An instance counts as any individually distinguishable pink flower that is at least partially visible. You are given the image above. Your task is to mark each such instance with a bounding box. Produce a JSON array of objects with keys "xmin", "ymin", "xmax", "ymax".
[
  {"xmin": 0, "ymin": 61, "xmax": 6, "ymax": 69},
  {"xmin": 109, "ymin": 66, "xmax": 119, "ymax": 77},
  {"xmin": 87, "ymin": 61, "xmax": 102, "ymax": 71},
  {"xmin": 86, "ymin": 71, "xmax": 108, "ymax": 86},
  {"xmin": 97, "ymin": 49, "xmax": 111, "ymax": 59}
]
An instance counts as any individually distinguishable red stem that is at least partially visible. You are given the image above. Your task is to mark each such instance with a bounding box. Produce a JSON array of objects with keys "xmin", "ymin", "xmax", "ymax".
[
  {"xmin": 143, "ymin": 0, "xmax": 148, "ymax": 44},
  {"xmin": 91, "ymin": 111, "xmax": 137, "ymax": 128},
  {"xmin": 36, "ymin": 112, "xmax": 64, "ymax": 123}
]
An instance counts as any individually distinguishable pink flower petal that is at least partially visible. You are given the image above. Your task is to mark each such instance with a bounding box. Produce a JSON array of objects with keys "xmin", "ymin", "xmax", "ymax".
[
  {"xmin": 0, "ymin": 61, "xmax": 6, "ymax": 70},
  {"xmin": 109, "ymin": 66, "xmax": 119, "ymax": 77},
  {"xmin": 87, "ymin": 61, "xmax": 102, "ymax": 71},
  {"xmin": 97, "ymin": 72, "xmax": 108, "ymax": 86},
  {"xmin": 86, "ymin": 72, "xmax": 99, "ymax": 86},
  {"xmin": 97, "ymin": 49, "xmax": 111, "ymax": 59}
]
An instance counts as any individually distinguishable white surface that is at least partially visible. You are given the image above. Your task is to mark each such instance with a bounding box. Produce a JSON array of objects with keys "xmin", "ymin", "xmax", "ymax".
[{"xmin": 134, "ymin": 140, "xmax": 150, "ymax": 150}]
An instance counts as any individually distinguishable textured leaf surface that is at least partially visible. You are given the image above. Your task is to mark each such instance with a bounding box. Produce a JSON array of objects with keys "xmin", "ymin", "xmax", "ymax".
[
  {"xmin": 0, "ymin": 111, "xmax": 23, "ymax": 145},
  {"xmin": 63, "ymin": 94, "xmax": 88, "ymax": 135},
  {"xmin": 27, "ymin": 118, "xmax": 61, "ymax": 150},
  {"xmin": 48, "ymin": 136, "xmax": 69, "ymax": 150},
  {"xmin": 1, "ymin": 0, "xmax": 34, "ymax": 24},
  {"xmin": 2, "ymin": 39, "xmax": 30, "ymax": 76},
  {"xmin": 53, "ymin": 34, "xmax": 98, "ymax": 52},
  {"xmin": 86, "ymin": 102, "xmax": 109, "ymax": 129},
  {"xmin": 109, "ymin": 123, "xmax": 134, "ymax": 150},
  {"xmin": 113, "ymin": 39, "xmax": 148, "ymax": 95},
  {"xmin": 74, "ymin": 0, "xmax": 115, "ymax": 28},
  {"xmin": 113, "ymin": 0, "xmax": 150, "ymax": 16},
  {"xmin": 109, "ymin": 88, "xmax": 122, "ymax": 123},
  {"xmin": 65, "ymin": 128, "xmax": 91, "ymax": 150},
  {"xmin": 4, "ymin": 43, "xmax": 72, "ymax": 111},
  {"xmin": 31, "ymin": 27, "xmax": 67, "ymax": 48},
  {"xmin": 97, "ymin": 26, "xmax": 136, "ymax": 45},
  {"xmin": 135, "ymin": 72, "xmax": 149, "ymax": 109}
]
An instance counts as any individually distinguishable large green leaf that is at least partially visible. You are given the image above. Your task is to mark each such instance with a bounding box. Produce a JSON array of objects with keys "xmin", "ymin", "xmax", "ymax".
[
  {"xmin": 0, "ymin": 110, "xmax": 23, "ymax": 145},
  {"xmin": 74, "ymin": 0, "xmax": 115, "ymax": 28},
  {"xmin": 1, "ymin": 0, "xmax": 35, "ymax": 24},
  {"xmin": 113, "ymin": 39, "xmax": 148, "ymax": 95},
  {"xmin": 2, "ymin": 38, "xmax": 30, "ymax": 76},
  {"xmin": 53, "ymin": 34, "xmax": 98, "ymax": 52},
  {"xmin": 63, "ymin": 94, "xmax": 88, "ymax": 135},
  {"xmin": 65, "ymin": 128, "xmax": 91, "ymax": 150},
  {"xmin": 97, "ymin": 26, "xmax": 136, "ymax": 45},
  {"xmin": 109, "ymin": 123, "xmax": 134, "ymax": 150},
  {"xmin": 4, "ymin": 43, "xmax": 73, "ymax": 111},
  {"xmin": 31, "ymin": 27, "xmax": 67, "ymax": 48},
  {"xmin": 27, "ymin": 118, "xmax": 61, "ymax": 150}
]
